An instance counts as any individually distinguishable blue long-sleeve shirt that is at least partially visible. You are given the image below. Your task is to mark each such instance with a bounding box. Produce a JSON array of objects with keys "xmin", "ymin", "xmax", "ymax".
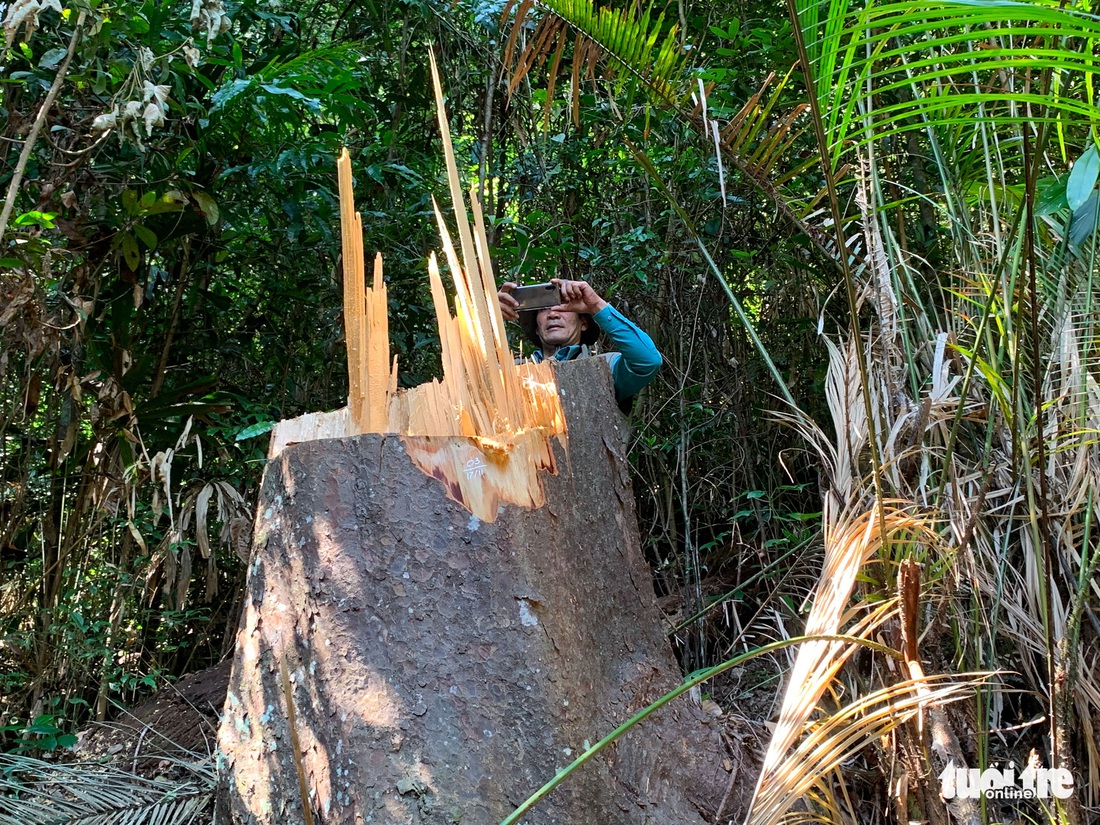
[{"xmin": 530, "ymin": 305, "xmax": 663, "ymax": 404}]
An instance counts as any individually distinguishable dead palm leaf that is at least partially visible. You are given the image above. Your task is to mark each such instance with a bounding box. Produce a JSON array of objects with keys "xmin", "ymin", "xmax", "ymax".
[
  {"xmin": 750, "ymin": 671, "xmax": 993, "ymax": 825},
  {"xmin": 0, "ymin": 752, "xmax": 215, "ymax": 825},
  {"xmin": 748, "ymin": 505, "xmax": 934, "ymax": 819}
]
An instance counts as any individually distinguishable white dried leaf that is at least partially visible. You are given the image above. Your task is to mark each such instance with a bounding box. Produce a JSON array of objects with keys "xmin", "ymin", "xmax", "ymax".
[
  {"xmin": 122, "ymin": 99, "xmax": 142, "ymax": 120},
  {"xmin": 90, "ymin": 112, "xmax": 116, "ymax": 133},
  {"xmin": 175, "ymin": 415, "xmax": 194, "ymax": 451},
  {"xmin": 142, "ymin": 101, "xmax": 165, "ymax": 135},
  {"xmin": 4, "ymin": 0, "xmax": 40, "ymax": 47},
  {"xmin": 183, "ymin": 44, "xmax": 201, "ymax": 67},
  {"xmin": 127, "ymin": 520, "xmax": 148, "ymax": 554},
  {"xmin": 190, "ymin": 0, "xmax": 230, "ymax": 45},
  {"xmin": 142, "ymin": 81, "xmax": 170, "ymax": 105}
]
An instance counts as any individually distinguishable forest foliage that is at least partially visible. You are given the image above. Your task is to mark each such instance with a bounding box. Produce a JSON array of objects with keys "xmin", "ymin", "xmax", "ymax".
[{"xmin": 2, "ymin": 0, "xmax": 1100, "ymax": 821}]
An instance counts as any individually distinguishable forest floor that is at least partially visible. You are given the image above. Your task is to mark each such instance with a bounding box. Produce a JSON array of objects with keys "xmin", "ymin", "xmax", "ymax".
[{"xmin": 65, "ymin": 630, "xmax": 775, "ymax": 821}]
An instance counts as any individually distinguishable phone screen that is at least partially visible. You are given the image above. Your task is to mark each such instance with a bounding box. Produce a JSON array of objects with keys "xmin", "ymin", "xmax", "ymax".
[{"xmin": 512, "ymin": 283, "xmax": 561, "ymax": 311}]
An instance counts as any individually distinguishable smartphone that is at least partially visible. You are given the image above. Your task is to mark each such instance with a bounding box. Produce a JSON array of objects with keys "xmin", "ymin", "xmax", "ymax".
[{"xmin": 511, "ymin": 283, "xmax": 561, "ymax": 312}]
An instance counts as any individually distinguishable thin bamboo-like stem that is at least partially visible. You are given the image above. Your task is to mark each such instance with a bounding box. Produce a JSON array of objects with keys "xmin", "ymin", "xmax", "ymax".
[
  {"xmin": 0, "ymin": 11, "xmax": 87, "ymax": 247},
  {"xmin": 623, "ymin": 137, "xmax": 800, "ymax": 410},
  {"xmin": 785, "ymin": 0, "xmax": 887, "ymax": 526}
]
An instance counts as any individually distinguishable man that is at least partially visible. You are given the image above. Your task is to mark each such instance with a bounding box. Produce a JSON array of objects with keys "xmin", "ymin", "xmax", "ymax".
[{"xmin": 497, "ymin": 278, "xmax": 662, "ymax": 407}]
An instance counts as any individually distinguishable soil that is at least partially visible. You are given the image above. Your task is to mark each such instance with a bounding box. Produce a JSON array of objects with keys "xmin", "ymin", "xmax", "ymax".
[{"xmin": 72, "ymin": 659, "xmax": 231, "ymax": 773}]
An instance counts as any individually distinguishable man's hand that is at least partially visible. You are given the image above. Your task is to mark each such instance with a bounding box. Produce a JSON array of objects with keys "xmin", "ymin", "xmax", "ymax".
[
  {"xmin": 497, "ymin": 282, "xmax": 520, "ymax": 321},
  {"xmin": 551, "ymin": 278, "xmax": 608, "ymax": 315}
]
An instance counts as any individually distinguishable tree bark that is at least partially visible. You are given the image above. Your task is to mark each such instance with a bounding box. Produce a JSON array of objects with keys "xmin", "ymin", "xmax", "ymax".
[{"xmin": 218, "ymin": 359, "xmax": 748, "ymax": 824}]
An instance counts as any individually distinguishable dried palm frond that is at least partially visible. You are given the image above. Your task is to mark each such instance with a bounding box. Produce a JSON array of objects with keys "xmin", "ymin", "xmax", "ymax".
[
  {"xmin": 751, "ymin": 507, "xmax": 924, "ymax": 788},
  {"xmin": 0, "ymin": 752, "xmax": 215, "ymax": 825},
  {"xmin": 750, "ymin": 671, "xmax": 992, "ymax": 825}
]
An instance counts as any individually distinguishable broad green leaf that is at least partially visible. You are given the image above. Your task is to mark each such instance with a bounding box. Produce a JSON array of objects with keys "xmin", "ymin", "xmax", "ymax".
[
  {"xmin": 120, "ymin": 233, "xmax": 140, "ymax": 270},
  {"xmin": 1069, "ymin": 191, "xmax": 1098, "ymax": 247},
  {"xmin": 192, "ymin": 191, "xmax": 219, "ymax": 225},
  {"xmin": 1035, "ymin": 176, "xmax": 1068, "ymax": 217},
  {"xmin": 38, "ymin": 48, "xmax": 68, "ymax": 69},
  {"xmin": 133, "ymin": 225, "xmax": 157, "ymax": 248},
  {"xmin": 1067, "ymin": 145, "xmax": 1099, "ymax": 212},
  {"xmin": 25, "ymin": 721, "xmax": 60, "ymax": 735},
  {"xmin": 235, "ymin": 421, "xmax": 274, "ymax": 441},
  {"xmin": 143, "ymin": 195, "xmax": 186, "ymax": 216},
  {"xmin": 210, "ymin": 78, "xmax": 251, "ymax": 112},
  {"xmin": 13, "ymin": 211, "xmax": 56, "ymax": 228}
]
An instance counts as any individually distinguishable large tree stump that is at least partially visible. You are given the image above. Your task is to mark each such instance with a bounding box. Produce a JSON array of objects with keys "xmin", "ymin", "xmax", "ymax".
[{"xmin": 218, "ymin": 359, "xmax": 749, "ymax": 823}]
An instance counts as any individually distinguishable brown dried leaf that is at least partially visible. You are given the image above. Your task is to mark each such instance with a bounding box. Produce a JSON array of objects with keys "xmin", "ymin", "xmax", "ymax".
[{"xmin": 195, "ymin": 483, "xmax": 214, "ymax": 559}]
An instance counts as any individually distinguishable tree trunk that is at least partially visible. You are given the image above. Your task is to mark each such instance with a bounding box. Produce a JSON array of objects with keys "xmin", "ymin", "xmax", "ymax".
[{"xmin": 218, "ymin": 359, "xmax": 750, "ymax": 824}]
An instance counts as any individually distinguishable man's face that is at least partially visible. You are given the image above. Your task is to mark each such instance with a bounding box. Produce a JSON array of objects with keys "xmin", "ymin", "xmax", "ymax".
[{"xmin": 536, "ymin": 307, "xmax": 589, "ymax": 349}]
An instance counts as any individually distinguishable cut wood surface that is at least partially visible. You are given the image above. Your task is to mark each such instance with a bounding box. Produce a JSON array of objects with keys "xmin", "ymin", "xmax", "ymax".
[
  {"xmin": 272, "ymin": 61, "xmax": 566, "ymax": 523},
  {"xmin": 218, "ymin": 359, "xmax": 748, "ymax": 824}
]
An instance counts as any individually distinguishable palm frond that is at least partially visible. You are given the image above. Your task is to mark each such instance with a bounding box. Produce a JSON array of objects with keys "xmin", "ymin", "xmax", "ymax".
[
  {"xmin": 752, "ymin": 508, "xmax": 914, "ymax": 779},
  {"xmin": 751, "ymin": 671, "xmax": 992, "ymax": 825},
  {"xmin": 0, "ymin": 753, "xmax": 215, "ymax": 825},
  {"xmin": 794, "ymin": 0, "xmax": 1100, "ymax": 176},
  {"xmin": 499, "ymin": 0, "xmax": 687, "ymax": 109}
]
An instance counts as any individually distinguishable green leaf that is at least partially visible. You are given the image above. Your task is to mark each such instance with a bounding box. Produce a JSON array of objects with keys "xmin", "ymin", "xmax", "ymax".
[
  {"xmin": 0, "ymin": 258, "xmax": 22, "ymax": 268},
  {"xmin": 13, "ymin": 211, "xmax": 56, "ymax": 228},
  {"xmin": 120, "ymin": 233, "xmax": 140, "ymax": 270},
  {"xmin": 1067, "ymin": 145, "xmax": 1099, "ymax": 212},
  {"xmin": 143, "ymin": 195, "xmax": 186, "ymax": 216},
  {"xmin": 259, "ymin": 83, "xmax": 321, "ymax": 112},
  {"xmin": 1035, "ymin": 176, "xmax": 1068, "ymax": 216},
  {"xmin": 1070, "ymin": 191, "xmax": 1098, "ymax": 247},
  {"xmin": 38, "ymin": 48, "xmax": 68, "ymax": 69},
  {"xmin": 235, "ymin": 421, "xmax": 274, "ymax": 441},
  {"xmin": 133, "ymin": 224, "xmax": 157, "ymax": 249},
  {"xmin": 192, "ymin": 191, "xmax": 219, "ymax": 225},
  {"xmin": 210, "ymin": 78, "xmax": 252, "ymax": 112}
]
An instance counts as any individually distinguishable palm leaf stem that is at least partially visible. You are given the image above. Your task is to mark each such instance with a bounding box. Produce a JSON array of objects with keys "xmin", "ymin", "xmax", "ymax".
[
  {"xmin": 786, "ymin": 0, "xmax": 887, "ymax": 533},
  {"xmin": 1019, "ymin": 53, "xmax": 1061, "ymax": 755},
  {"xmin": 932, "ymin": 223, "xmax": 1024, "ymax": 515}
]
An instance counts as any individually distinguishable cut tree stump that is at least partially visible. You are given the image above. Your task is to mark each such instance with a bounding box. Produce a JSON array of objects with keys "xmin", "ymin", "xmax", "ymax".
[{"xmin": 217, "ymin": 358, "xmax": 752, "ymax": 824}]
